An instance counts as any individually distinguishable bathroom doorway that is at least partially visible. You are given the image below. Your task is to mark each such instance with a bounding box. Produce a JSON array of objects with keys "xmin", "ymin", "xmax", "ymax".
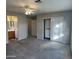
[{"xmin": 7, "ymin": 16, "xmax": 18, "ymax": 41}]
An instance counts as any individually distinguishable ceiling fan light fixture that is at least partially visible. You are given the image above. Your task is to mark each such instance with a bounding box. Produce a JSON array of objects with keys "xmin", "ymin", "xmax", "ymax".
[{"xmin": 25, "ymin": 9, "xmax": 34, "ymax": 15}]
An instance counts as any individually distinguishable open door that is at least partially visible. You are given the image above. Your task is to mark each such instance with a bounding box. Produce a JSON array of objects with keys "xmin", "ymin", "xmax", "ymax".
[
  {"xmin": 7, "ymin": 16, "xmax": 18, "ymax": 41},
  {"xmin": 44, "ymin": 18, "xmax": 51, "ymax": 40}
]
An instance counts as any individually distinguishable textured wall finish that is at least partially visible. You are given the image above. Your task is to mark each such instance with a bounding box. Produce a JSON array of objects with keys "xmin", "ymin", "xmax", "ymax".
[{"xmin": 37, "ymin": 11, "xmax": 72, "ymax": 44}]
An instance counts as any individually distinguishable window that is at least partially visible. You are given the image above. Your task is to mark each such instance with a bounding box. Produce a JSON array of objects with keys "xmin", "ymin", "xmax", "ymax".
[{"xmin": 53, "ymin": 22, "xmax": 64, "ymax": 40}]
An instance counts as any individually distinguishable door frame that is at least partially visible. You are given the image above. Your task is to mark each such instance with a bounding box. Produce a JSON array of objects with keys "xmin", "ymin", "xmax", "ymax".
[
  {"xmin": 44, "ymin": 18, "xmax": 51, "ymax": 40},
  {"xmin": 7, "ymin": 16, "xmax": 18, "ymax": 40}
]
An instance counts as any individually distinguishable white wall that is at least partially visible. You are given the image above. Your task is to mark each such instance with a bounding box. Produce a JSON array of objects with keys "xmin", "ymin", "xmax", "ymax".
[
  {"xmin": 37, "ymin": 11, "xmax": 72, "ymax": 44},
  {"xmin": 6, "ymin": 20, "xmax": 9, "ymax": 44},
  {"xmin": 37, "ymin": 18, "xmax": 44, "ymax": 40},
  {"xmin": 31, "ymin": 20, "xmax": 37, "ymax": 37},
  {"xmin": 6, "ymin": 11, "xmax": 28, "ymax": 42},
  {"xmin": 18, "ymin": 15, "xmax": 28, "ymax": 40}
]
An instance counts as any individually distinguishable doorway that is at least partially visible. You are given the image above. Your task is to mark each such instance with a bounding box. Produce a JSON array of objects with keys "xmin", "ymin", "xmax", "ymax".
[
  {"xmin": 7, "ymin": 16, "xmax": 18, "ymax": 41},
  {"xmin": 44, "ymin": 18, "xmax": 51, "ymax": 40}
]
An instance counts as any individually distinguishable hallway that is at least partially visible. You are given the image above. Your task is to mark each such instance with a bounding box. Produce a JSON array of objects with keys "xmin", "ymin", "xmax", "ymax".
[{"xmin": 6, "ymin": 37, "xmax": 71, "ymax": 59}]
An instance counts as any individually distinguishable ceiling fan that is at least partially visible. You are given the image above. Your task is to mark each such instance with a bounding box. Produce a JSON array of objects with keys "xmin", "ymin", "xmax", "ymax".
[
  {"xmin": 35, "ymin": 0, "xmax": 42, "ymax": 3},
  {"xmin": 23, "ymin": 0, "xmax": 42, "ymax": 15},
  {"xmin": 24, "ymin": 5, "xmax": 38, "ymax": 15},
  {"xmin": 24, "ymin": 5, "xmax": 36, "ymax": 11}
]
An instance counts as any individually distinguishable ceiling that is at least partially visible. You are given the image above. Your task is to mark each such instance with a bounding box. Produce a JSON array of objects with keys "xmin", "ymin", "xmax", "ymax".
[{"xmin": 6, "ymin": 0, "xmax": 72, "ymax": 15}]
